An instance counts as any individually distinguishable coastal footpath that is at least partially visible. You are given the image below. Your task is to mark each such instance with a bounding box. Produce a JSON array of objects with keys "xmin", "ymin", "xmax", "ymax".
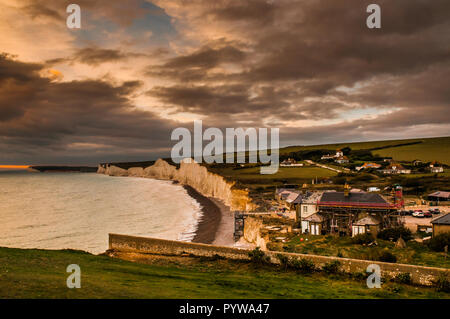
[{"xmin": 97, "ymin": 159, "xmax": 256, "ymax": 211}]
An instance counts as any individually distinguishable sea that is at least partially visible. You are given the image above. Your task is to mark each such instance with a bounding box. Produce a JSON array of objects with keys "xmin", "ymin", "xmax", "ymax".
[{"xmin": 0, "ymin": 170, "xmax": 202, "ymax": 254}]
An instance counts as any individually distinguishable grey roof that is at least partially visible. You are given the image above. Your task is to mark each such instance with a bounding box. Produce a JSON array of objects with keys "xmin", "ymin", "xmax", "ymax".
[
  {"xmin": 320, "ymin": 192, "xmax": 388, "ymax": 204},
  {"xmin": 431, "ymin": 213, "xmax": 450, "ymax": 225},
  {"xmin": 285, "ymin": 192, "xmax": 302, "ymax": 204},
  {"xmin": 304, "ymin": 213, "xmax": 324, "ymax": 223}
]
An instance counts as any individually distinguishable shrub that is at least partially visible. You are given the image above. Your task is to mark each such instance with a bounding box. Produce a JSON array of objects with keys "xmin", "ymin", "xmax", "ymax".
[
  {"xmin": 276, "ymin": 254, "xmax": 290, "ymax": 270},
  {"xmin": 394, "ymin": 272, "xmax": 412, "ymax": 284},
  {"xmin": 282, "ymin": 245, "xmax": 295, "ymax": 253},
  {"xmin": 351, "ymin": 233, "xmax": 375, "ymax": 245},
  {"xmin": 378, "ymin": 251, "xmax": 397, "ymax": 263},
  {"xmin": 352, "ymin": 271, "xmax": 367, "ymax": 281},
  {"xmin": 428, "ymin": 233, "xmax": 450, "ymax": 252},
  {"xmin": 434, "ymin": 273, "xmax": 450, "ymax": 293},
  {"xmin": 377, "ymin": 227, "xmax": 412, "ymax": 242},
  {"xmin": 290, "ymin": 258, "xmax": 316, "ymax": 273},
  {"xmin": 322, "ymin": 260, "xmax": 341, "ymax": 274},
  {"xmin": 248, "ymin": 247, "xmax": 270, "ymax": 264}
]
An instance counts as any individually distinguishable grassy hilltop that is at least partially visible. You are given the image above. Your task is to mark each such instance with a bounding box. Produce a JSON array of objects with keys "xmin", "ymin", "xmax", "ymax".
[
  {"xmin": 281, "ymin": 136, "xmax": 450, "ymax": 165},
  {"xmin": 203, "ymin": 136, "xmax": 450, "ymax": 205},
  {"xmin": 0, "ymin": 247, "xmax": 448, "ymax": 299}
]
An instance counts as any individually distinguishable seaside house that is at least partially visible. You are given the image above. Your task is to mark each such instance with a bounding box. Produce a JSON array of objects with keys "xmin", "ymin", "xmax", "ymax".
[
  {"xmin": 335, "ymin": 155, "xmax": 349, "ymax": 164},
  {"xmin": 356, "ymin": 162, "xmax": 382, "ymax": 171},
  {"xmin": 299, "ymin": 192, "xmax": 322, "ymax": 218},
  {"xmin": 378, "ymin": 163, "xmax": 411, "ymax": 174},
  {"xmin": 280, "ymin": 158, "xmax": 304, "ymax": 167},
  {"xmin": 429, "ymin": 161, "xmax": 444, "ymax": 173},
  {"xmin": 275, "ymin": 186, "xmax": 302, "ymax": 217},
  {"xmin": 321, "ymin": 149, "xmax": 345, "ymax": 161},
  {"xmin": 431, "ymin": 213, "xmax": 450, "ymax": 237},
  {"xmin": 302, "ymin": 213, "xmax": 324, "ymax": 235},
  {"xmin": 284, "ymin": 192, "xmax": 303, "ymax": 212},
  {"xmin": 352, "ymin": 215, "xmax": 381, "ymax": 237},
  {"xmin": 303, "ymin": 186, "xmax": 401, "ymax": 236}
]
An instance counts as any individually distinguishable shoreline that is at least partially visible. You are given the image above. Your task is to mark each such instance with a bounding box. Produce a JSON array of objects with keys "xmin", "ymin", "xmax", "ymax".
[{"xmin": 182, "ymin": 185, "xmax": 235, "ymax": 246}]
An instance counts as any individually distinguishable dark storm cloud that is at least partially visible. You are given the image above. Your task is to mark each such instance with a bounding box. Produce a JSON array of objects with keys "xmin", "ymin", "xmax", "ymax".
[
  {"xmin": 148, "ymin": 0, "xmax": 450, "ymax": 135},
  {"xmin": 47, "ymin": 47, "xmax": 147, "ymax": 66},
  {"xmin": 0, "ymin": 54, "xmax": 177, "ymax": 164},
  {"xmin": 146, "ymin": 44, "xmax": 247, "ymax": 82},
  {"xmin": 19, "ymin": 0, "xmax": 150, "ymax": 26},
  {"xmin": 3, "ymin": 1, "xmax": 450, "ymax": 165},
  {"xmin": 208, "ymin": 0, "xmax": 276, "ymax": 25},
  {"xmin": 148, "ymin": 83, "xmax": 290, "ymax": 115}
]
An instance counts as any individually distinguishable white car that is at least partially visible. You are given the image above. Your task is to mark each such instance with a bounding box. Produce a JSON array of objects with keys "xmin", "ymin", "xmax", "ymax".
[{"xmin": 412, "ymin": 211, "xmax": 424, "ymax": 218}]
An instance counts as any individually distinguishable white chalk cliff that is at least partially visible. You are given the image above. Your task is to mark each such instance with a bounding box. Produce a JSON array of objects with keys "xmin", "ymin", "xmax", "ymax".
[{"xmin": 97, "ymin": 159, "xmax": 254, "ymax": 211}]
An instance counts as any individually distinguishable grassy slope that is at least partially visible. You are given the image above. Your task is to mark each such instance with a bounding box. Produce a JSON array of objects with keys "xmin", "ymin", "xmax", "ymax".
[
  {"xmin": 0, "ymin": 247, "xmax": 448, "ymax": 299},
  {"xmin": 212, "ymin": 166, "xmax": 337, "ymax": 182},
  {"xmin": 280, "ymin": 137, "xmax": 450, "ymax": 165}
]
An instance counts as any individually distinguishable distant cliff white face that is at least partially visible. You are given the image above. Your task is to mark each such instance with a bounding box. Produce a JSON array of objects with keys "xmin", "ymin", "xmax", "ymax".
[{"xmin": 98, "ymin": 159, "xmax": 256, "ymax": 211}]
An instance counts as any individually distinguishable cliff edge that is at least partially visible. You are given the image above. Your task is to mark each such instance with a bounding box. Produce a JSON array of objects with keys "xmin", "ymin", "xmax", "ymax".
[{"xmin": 97, "ymin": 159, "xmax": 254, "ymax": 211}]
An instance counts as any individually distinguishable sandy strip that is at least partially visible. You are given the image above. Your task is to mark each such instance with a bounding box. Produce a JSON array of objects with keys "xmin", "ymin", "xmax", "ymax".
[{"xmin": 182, "ymin": 185, "xmax": 235, "ymax": 245}]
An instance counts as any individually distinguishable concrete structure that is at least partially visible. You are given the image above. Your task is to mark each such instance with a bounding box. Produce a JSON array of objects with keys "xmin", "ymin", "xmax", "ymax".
[{"xmin": 431, "ymin": 213, "xmax": 450, "ymax": 236}]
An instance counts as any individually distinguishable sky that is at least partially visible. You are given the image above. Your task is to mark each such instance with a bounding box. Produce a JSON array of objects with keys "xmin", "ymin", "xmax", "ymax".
[{"xmin": 0, "ymin": 0, "xmax": 449, "ymax": 165}]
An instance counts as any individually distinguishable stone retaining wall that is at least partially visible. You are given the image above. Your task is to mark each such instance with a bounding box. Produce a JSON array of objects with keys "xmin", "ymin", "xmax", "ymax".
[{"xmin": 109, "ymin": 233, "xmax": 449, "ymax": 286}]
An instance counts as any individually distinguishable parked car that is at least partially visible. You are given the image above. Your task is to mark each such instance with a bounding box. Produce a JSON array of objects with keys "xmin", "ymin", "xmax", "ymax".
[
  {"xmin": 413, "ymin": 210, "xmax": 424, "ymax": 218},
  {"xmin": 429, "ymin": 208, "xmax": 441, "ymax": 214},
  {"xmin": 408, "ymin": 210, "xmax": 415, "ymax": 215},
  {"xmin": 423, "ymin": 211, "xmax": 433, "ymax": 218}
]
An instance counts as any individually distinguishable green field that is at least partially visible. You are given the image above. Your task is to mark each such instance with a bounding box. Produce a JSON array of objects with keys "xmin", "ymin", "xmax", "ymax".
[
  {"xmin": 280, "ymin": 136, "xmax": 450, "ymax": 165},
  {"xmin": 0, "ymin": 247, "xmax": 448, "ymax": 299},
  {"xmin": 214, "ymin": 166, "xmax": 337, "ymax": 183}
]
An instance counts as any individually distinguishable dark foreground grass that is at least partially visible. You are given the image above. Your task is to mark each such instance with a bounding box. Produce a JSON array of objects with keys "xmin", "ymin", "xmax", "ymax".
[{"xmin": 0, "ymin": 247, "xmax": 449, "ymax": 299}]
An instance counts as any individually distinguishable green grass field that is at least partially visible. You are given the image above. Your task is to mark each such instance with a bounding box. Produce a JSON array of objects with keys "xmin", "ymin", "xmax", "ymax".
[
  {"xmin": 209, "ymin": 166, "xmax": 337, "ymax": 189},
  {"xmin": 1, "ymin": 247, "xmax": 448, "ymax": 299},
  {"xmin": 280, "ymin": 136, "xmax": 450, "ymax": 165}
]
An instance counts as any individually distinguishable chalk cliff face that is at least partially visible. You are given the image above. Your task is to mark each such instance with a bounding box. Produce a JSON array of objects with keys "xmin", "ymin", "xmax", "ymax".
[
  {"xmin": 143, "ymin": 159, "xmax": 177, "ymax": 179},
  {"xmin": 127, "ymin": 167, "xmax": 144, "ymax": 177},
  {"xmin": 97, "ymin": 159, "xmax": 254, "ymax": 211},
  {"xmin": 243, "ymin": 217, "xmax": 268, "ymax": 250}
]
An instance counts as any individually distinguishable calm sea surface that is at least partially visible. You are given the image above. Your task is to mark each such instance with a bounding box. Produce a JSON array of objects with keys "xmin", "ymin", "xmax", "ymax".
[{"xmin": 0, "ymin": 171, "xmax": 201, "ymax": 253}]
